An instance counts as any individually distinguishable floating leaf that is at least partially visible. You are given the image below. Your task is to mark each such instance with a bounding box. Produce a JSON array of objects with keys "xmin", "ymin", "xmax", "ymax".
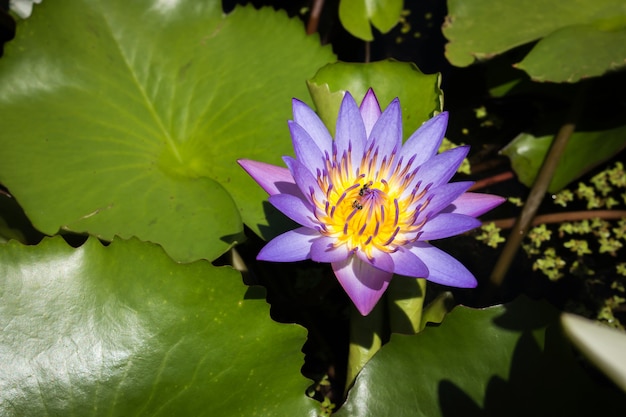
[
  {"xmin": 0, "ymin": 237, "xmax": 318, "ymax": 416},
  {"xmin": 0, "ymin": 0, "xmax": 335, "ymax": 261},
  {"xmin": 338, "ymin": 0, "xmax": 403, "ymax": 41},
  {"xmin": 516, "ymin": 24, "xmax": 626, "ymax": 82},
  {"xmin": 306, "ymin": 60, "xmax": 442, "ymax": 140},
  {"xmin": 443, "ymin": 0, "xmax": 626, "ymax": 82},
  {"xmin": 336, "ymin": 296, "xmax": 626, "ymax": 416},
  {"xmin": 501, "ymin": 127, "xmax": 626, "ymax": 192}
]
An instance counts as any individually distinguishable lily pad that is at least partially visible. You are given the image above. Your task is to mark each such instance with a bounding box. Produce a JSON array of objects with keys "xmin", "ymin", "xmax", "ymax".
[
  {"xmin": 0, "ymin": 0, "xmax": 335, "ymax": 261},
  {"xmin": 0, "ymin": 236, "xmax": 318, "ymax": 416},
  {"xmin": 443, "ymin": 0, "xmax": 626, "ymax": 82},
  {"xmin": 306, "ymin": 60, "xmax": 442, "ymax": 140},
  {"xmin": 338, "ymin": 0, "xmax": 403, "ymax": 41},
  {"xmin": 516, "ymin": 24, "xmax": 626, "ymax": 82},
  {"xmin": 336, "ymin": 296, "xmax": 626, "ymax": 416},
  {"xmin": 501, "ymin": 127, "xmax": 626, "ymax": 192}
]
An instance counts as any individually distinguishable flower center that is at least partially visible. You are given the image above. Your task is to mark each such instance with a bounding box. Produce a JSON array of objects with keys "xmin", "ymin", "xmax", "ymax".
[{"xmin": 312, "ymin": 142, "xmax": 430, "ymax": 259}]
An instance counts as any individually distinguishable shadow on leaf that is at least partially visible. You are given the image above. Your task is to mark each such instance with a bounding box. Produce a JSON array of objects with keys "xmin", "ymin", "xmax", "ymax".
[{"xmin": 438, "ymin": 323, "xmax": 626, "ymax": 417}]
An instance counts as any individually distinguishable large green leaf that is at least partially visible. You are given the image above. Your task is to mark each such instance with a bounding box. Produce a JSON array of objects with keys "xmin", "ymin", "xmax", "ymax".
[
  {"xmin": 443, "ymin": 0, "xmax": 626, "ymax": 82},
  {"xmin": 0, "ymin": 237, "xmax": 318, "ymax": 416},
  {"xmin": 306, "ymin": 60, "xmax": 442, "ymax": 140},
  {"xmin": 336, "ymin": 297, "xmax": 626, "ymax": 416},
  {"xmin": 516, "ymin": 24, "xmax": 626, "ymax": 82},
  {"xmin": 501, "ymin": 127, "xmax": 626, "ymax": 192},
  {"xmin": 0, "ymin": 0, "xmax": 335, "ymax": 261},
  {"xmin": 338, "ymin": 0, "xmax": 403, "ymax": 41}
]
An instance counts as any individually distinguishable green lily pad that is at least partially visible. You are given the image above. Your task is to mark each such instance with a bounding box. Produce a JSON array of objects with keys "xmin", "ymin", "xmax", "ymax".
[
  {"xmin": 0, "ymin": 236, "xmax": 318, "ymax": 416},
  {"xmin": 501, "ymin": 127, "xmax": 626, "ymax": 192},
  {"xmin": 516, "ymin": 24, "xmax": 626, "ymax": 82},
  {"xmin": 336, "ymin": 296, "xmax": 626, "ymax": 416},
  {"xmin": 306, "ymin": 60, "xmax": 443, "ymax": 140},
  {"xmin": 0, "ymin": 0, "xmax": 335, "ymax": 261},
  {"xmin": 338, "ymin": 0, "xmax": 403, "ymax": 41},
  {"xmin": 443, "ymin": 0, "xmax": 626, "ymax": 82}
]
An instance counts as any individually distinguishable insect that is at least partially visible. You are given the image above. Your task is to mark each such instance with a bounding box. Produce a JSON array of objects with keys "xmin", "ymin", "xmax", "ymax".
[
  {"xmin": 358, "ymin": 183, "xmax": 370, "ymax": 196},
  {"xmin": 352, "ymin": 200, "xmax": 363, "ymax": 210}
]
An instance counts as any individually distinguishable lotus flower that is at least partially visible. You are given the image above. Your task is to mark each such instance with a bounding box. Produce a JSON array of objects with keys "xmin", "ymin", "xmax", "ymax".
[{"xmin": 239, "ymin": 89, "xmax": 504, "ymax": 315}]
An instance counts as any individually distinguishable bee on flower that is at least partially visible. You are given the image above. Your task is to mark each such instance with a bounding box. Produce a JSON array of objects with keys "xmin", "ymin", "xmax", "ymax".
[{"xmin": 239, "ymin": 89, "xmax": 504, "ymax": 315}]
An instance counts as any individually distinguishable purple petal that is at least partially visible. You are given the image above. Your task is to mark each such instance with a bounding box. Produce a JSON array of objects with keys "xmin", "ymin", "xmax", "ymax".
[
  {"xmin": 417, "ymin": 181, "xmax": 474, "ymax": 221},
  {"xmin": 257, "ymin": 227, "xmax": 317, "ymax": 262},
  {"xmin": 332, "ymin": 256, "xmax": 393, "ymax": 315},
  {"xmin": 283, "ymin": 156, "xmax": 323, "ymax": 205},
  {"xmin": 397, "ymin": 112, "xmax": 448, "ymax": 168},
  {"xmin": 367, "ymin": 98, "xmax": 403, "ymax": 168},
  {"xmin": 389, "ymin": 246, "xmax": 429, "ymax": 278},
  {"xmin": 359, "ymin": 88, "xmax": 382, "ymax": 137},
  {"xmin": 418, "ymin": 213, "xmax": 482, "ymax": 241},
  {"xmin": 443, "ymin": 192, "xmax": 506, "ymax": 217},
  {"xmin": 289, "ymin": 120, "xmax": 325, "ymax": 173},
  {"xmin": 399, "ymin": 146, "xmax": 469, "ymax": 201},
  {"xmin": 409, "ymin": 242, "xmax": 477, "ymax": 288},
  {"xmin": 356, "ymin": 247, "xmax": 395, "ymax": 273},
  {"xmin": 237, "ymin": 159, "xmax": 299, "ymax": 196},
  {"xmin": 335, "ymin": 92, "xmax": 367, "ymax": 167},
  {"xmin": 310, "ymin": 237, "xmax": 350, "ymax": 263},
  {"xmin": 292, "ymin": 98, "xmax": 333, "ymax": 154},
  {"xmin": 268, "ymin": 193, "xmax": 317, "ymax": 228},
  {"xmin": 414, "ymin": 145, "xmax": 469, "ymax": 189}
]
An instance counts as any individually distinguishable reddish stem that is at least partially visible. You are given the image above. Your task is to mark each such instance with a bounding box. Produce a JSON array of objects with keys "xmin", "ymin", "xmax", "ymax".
[
  {"xmin": 487, "ymin": 210, "xmax": 626, "ymax": 230},
  {"xmin": 469, "ymin": 171, "xmax": 515, "ymax": 191},
  {"xmin": 306, "ymin": 0, "xmax": 325, "ymax": 35},
  {"xmin": 489, "ymin": 84, "xmax": 587, "ymax": 288}
]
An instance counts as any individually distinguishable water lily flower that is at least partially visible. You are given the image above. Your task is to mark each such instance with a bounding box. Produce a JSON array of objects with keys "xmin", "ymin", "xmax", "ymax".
[{"xmin": 239, "ymin": 89, "xmax": 504, "ymax": 315}]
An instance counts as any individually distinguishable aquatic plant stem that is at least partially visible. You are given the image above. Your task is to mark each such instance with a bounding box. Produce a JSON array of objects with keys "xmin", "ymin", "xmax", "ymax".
[
  {"xmin": 345, "ymin": 300, "xmax": 384, "ymax": 395},
  {"xmin": 306, "ymin": 0, "xmax": 325, "ymax": 35},
  {"xmin": 387, "ymin": 278, "xmax": 427, "ymax": 334},
  {"xmin": 489, "ymin": 210, "xmax": 626, "ymax": 229},
  {"xmin": 489, "ymin": 87, "xmax": 586, "ymax": 288},
  {"xmin": 469, "ymin": 171, "xmax": 514, "ymax": 191}
]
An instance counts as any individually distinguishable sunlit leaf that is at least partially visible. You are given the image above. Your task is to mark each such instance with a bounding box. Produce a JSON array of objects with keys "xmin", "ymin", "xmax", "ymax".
[
  {"xmin": 419, "ymin": 290, "xmax": 454, "ymax": 328},
  {"xmin": 338, "ymin": 0, "xmax": 403, "ymax": 41},
  {"xmin": 516, "ymin": 24, "xmax": 626, "ymax": 82},
  {"xmin": 387, "ymin": 278, "xmax": 427, "ymax": 335},
  {"xmin": 501, "ymin": 127, "xmax": 626, "ymax": 192},
  {"xmin": 0, "ymin": 237, "xmax": 318, "ymax": 416},
  {"xmin": 336, "ymin": 296, "xmax": 626, "ymax": 416},
  {"xmin": 0, "ymin": 0, "xmax": 335, "ymax": 261},
  {"xmin": 306, "ymin": 60, "xmax": 442, "ymax": 140},
  {"xmin": 443, "ymin": 0, "xmax": 626, "ymax": 82}
]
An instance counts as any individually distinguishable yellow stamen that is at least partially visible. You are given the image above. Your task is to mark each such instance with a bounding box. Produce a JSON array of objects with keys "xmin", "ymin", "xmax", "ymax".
[{"xmin": 315, "ymin": 142, "xmax": 428, "ymax": 257}]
